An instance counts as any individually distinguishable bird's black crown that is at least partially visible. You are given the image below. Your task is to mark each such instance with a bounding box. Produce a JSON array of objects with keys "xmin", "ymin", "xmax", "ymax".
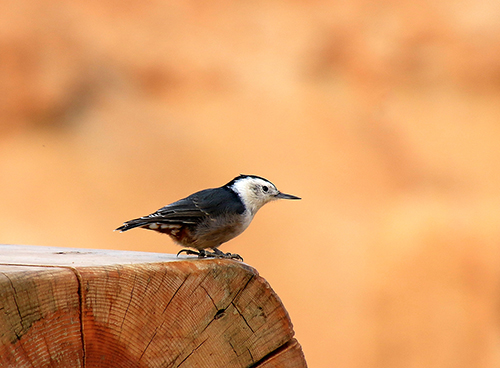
[{"xmin": 224, "ymin": 174, "xmax": 274, "ymax": 188}]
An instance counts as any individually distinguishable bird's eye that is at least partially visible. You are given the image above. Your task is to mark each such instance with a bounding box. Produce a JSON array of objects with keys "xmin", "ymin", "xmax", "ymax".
[{"xmin": 262, "ymin": 186, "xmax": 269, "ymax": 192}]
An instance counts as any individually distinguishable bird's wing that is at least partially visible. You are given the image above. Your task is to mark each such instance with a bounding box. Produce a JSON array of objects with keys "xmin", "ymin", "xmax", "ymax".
[
  {"xmin": 155, "ymin": 187, "xmax": 245, "ymax": 220},
  {"xmin": 116, "ymin": 187, "xmax": 245, "ymax": 232}
]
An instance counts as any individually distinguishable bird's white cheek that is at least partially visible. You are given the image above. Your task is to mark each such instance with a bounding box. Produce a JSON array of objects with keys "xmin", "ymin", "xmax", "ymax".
[{"xmin": 249, "ymin": 195, "xmax": 270, "ymax": 215}]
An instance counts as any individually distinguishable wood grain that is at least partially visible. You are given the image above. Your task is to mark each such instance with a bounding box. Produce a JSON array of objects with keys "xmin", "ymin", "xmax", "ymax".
[
  {"xmin": 0, "ymin": 265, "xmax": 83, "ymax": 367},
  {"xmin": 0, "ymin": 245, "xmax": 307, "ymax": 367}
]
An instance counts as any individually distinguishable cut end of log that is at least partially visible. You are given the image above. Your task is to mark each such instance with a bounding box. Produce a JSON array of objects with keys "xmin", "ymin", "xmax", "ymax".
[{"xmin": 0, "ymin": 245, "xmax": 307, "ymax": 367}]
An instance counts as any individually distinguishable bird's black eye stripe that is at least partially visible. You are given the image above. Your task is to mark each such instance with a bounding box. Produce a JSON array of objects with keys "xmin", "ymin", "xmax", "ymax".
[{"xmin": 262, "ymin": 186, "xmax": 269, "ymax": 192}]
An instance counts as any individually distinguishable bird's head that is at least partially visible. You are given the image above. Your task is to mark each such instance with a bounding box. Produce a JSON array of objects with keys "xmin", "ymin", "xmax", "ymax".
[{"xmin": 227, "ymin": 174, "xmax": 301, "ymax": 215}]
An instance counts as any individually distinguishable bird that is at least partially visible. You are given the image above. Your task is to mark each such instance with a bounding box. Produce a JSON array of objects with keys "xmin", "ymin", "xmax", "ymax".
[{"xmin": 115, "ymin": 174, "xmax": 300, "ymax": 261}]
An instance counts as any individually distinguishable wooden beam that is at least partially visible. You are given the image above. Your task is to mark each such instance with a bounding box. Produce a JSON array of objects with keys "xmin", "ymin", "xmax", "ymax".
[{"xmin": 0, "ymin": 245, "xmax": 307, "ymax": 367}]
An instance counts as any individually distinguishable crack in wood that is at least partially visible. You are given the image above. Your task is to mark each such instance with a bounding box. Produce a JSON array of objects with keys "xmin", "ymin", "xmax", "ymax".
[
  {"xmin": 200, "ymin": 273, "xmax": 255, "ymax": 336},
  {"xmin": 247, "ymin": 347, "xmax": 254, "ymax": 362},
  {"xmin": 162, "ymin": 274, "xmax": 189, "ymax": 314},
  {"xmin": 173, "ymin": 271, "xmax": 256, "ymax": 366},
  {"xmin": 120, "ymin": 273, "xmax": 137, "ymax": 331},
  {"xmin": 136, "ymin": 273, "xmax": 192, "ymax": 364},
  {"xmin": 228, "ymin": 340, "xmax": 238, "ymax": 357},
  {"xmin": 247, "ymin": 339, "xmax": 295, "ymax": 368},
  {"xmin": 200, "ymin": 284, "xmax": 217, "ymax": 309},
  {"xmin": 176, "ymin": 337, "xmax": 209, "ymax": 367},
  {"xmin": 228, "ymin": 273, "xmax": 254, "ymax": 307},
  {"xmin": 69, "ymin": 267, "xmax": 86, "ymax": 367},
  {"xmin": 138, "ymin": 326, "xmax": 159, "ymax": 362},
  {"xmin": 232, "ymin": 301, "xmax": 255, "ymax": 334},
  {"xmin": 1, "ymin": 272, "xmax": 35, "ymax": 367},
  {"xmin": 3, "ymin": 273, "xmax": 23, "ymax": 339},
  {"xmin": 189, "ymin": 269, "xmax": 214, "ymax": 297}
]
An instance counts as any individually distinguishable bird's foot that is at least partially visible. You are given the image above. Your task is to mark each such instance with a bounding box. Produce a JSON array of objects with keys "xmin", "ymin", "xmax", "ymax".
[
  {"xmin": 177, "ymin": 248, "xmax": 243, "ymax": 261},
  {"xmin": 211, "ymin": 248, "xmax": 243, "ymax": 261}
]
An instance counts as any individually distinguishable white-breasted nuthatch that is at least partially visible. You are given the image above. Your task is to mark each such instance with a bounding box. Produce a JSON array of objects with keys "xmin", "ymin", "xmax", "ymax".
[{"xmin": 115, "ymin": 174, "xmax": 300, "ymax": 261}]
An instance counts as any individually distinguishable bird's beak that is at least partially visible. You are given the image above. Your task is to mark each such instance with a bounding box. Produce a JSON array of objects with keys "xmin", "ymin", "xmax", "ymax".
[{"xmin": 276, "ymin": 192, "xmax": 301, "ymax": 200}]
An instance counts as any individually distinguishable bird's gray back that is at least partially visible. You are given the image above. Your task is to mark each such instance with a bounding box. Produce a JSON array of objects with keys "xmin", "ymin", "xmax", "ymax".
[{"xmin": 156, "ymin": 187, "xmax": 246, "ymax": 222}]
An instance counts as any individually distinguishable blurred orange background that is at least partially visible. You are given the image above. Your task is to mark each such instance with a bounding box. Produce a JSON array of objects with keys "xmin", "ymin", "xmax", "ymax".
[{"xmin": 2, "ymin": 1, "xmax": 500, "ymax": 367}]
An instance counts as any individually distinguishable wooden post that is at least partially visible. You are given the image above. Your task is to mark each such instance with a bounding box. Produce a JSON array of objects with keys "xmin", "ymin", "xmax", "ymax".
[{"xmin": 0, "ymin": 245, "xmax": 307, "ymax": 367}]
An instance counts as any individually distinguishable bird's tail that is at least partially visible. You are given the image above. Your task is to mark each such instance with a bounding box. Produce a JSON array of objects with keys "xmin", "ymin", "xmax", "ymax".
[{"xmin": 115, "ymin": 218, "xmax": 152, "ymax": 232}]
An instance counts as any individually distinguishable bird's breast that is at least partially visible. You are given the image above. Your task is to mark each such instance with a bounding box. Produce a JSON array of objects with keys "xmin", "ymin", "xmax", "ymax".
[{"xmin": 189, "ymin": 212, "xmax": 253, "ymax": 248}]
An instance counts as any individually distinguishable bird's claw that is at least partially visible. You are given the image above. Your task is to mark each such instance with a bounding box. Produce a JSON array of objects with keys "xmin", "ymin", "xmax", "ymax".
[
  {"xmin": 177, "ymin": 248, "xmax": 243, "ymax": 261},
  {"xmin": 177, "ymin": 249, "xmax": 202, "ymax": 257}
]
